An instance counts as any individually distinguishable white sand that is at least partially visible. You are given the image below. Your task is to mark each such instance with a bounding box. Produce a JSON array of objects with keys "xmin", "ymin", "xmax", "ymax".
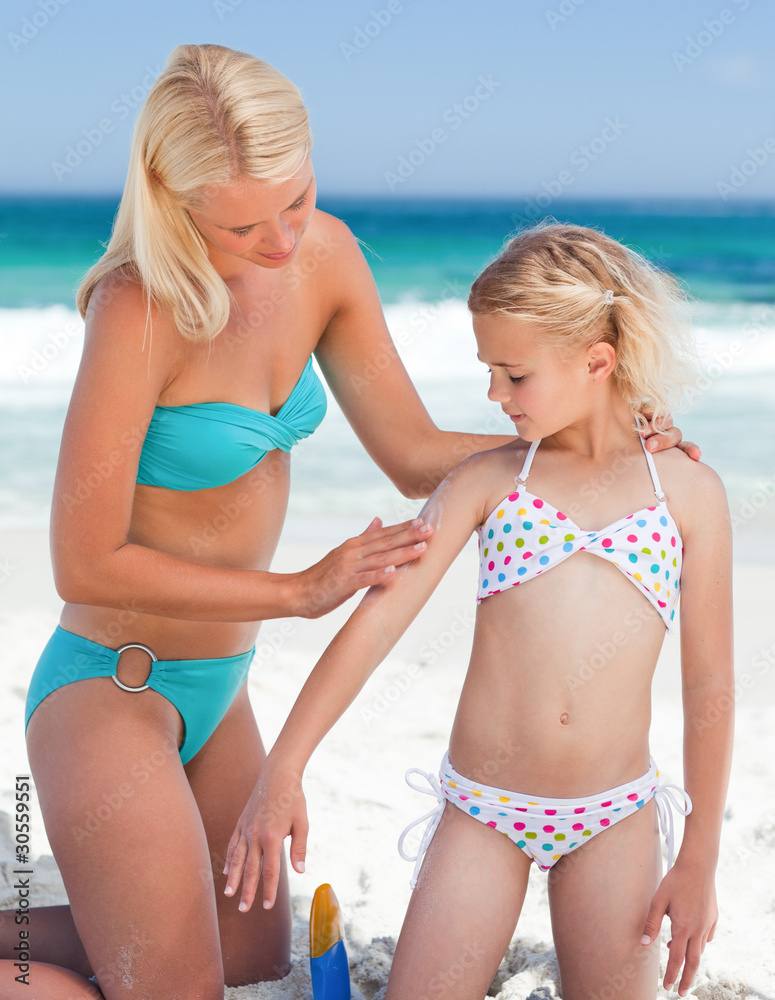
[{"xmin": 1, "ymin": 528, "xmax": 774, "ymax": 999}]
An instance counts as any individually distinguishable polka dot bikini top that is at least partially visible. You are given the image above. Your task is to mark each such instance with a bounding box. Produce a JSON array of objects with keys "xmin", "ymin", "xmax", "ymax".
[{"xmin": 477, "ymin": 436, "xmax": 682, "ymax": 631}]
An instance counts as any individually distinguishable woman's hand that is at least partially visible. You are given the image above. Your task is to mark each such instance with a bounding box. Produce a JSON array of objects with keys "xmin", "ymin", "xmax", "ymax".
[
  {"xmin": 292, "ymin": 516, "xmax": 433, "ymax": 618},
  {"xmin": 223, "ymin": 756, "xmax": 309, "ymax": 913},
  {"xmin": 640, "ymin": 413, "xmax": 701, "ymax": 461},
  {"xmin": 640, "ymin": 860, "xmax": 718, "ymax": 997}
]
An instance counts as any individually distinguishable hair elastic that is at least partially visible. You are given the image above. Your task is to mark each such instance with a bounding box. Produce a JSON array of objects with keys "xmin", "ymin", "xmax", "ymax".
[{"xmin": 603, "ymin": 289, "xmax": 614, "ymax": 305}]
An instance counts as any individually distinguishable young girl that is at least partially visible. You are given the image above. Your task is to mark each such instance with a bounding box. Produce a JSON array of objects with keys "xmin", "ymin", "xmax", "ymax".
[{"xmin": 224, "ymin": 222, "xmax": 733, "ymax": 1000}]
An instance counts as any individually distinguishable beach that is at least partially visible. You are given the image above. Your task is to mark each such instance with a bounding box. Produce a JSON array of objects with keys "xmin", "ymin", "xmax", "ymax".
[
  {"xmin": 1, "ymin": 195, "xmax": 774, "ymax": 997},
  {"xmin": 1, "ymin": 526, "xmax": 774, "ymax": 999}
]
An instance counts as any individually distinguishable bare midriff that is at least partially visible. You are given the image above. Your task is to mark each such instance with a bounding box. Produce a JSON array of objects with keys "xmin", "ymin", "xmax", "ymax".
[
  {"xmin": 59, "ymin": 454, "xmax": 292, "ymax": 660},
  {"xmin": 449, "ymin": 552, "xmax": 666, "ymax": 798}
]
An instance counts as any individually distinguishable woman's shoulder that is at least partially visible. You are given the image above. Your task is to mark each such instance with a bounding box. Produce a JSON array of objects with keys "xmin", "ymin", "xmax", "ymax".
[
  {"xmin": 88, "ymin": 266, "xmax": 164, "ymax": 319},
  {"xmin": 81, "ymin": 266, "xmax": 183, "ymax": 377},
  {"xmin": 86, "ymin": 267, "xmax": 179, "ymax": 341},
  {"xmin": 301, "ymin": 209, "xmax": 372, "ymax": 277},
  {"xmin": 296, "ymin": 209, "xmax": 386, "ymax": 325}
]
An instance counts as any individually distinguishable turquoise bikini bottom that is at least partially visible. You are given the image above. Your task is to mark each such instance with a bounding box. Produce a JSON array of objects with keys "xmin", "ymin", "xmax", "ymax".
[{"xmin": 25, "ymin": 625, "xmax": 255, "ymax": 765}]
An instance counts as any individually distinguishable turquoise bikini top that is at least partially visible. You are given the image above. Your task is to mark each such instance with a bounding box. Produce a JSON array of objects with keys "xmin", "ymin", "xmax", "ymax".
[{"xmin": 136, "ymin": 356, "xmax": 327, "ymax": 491}]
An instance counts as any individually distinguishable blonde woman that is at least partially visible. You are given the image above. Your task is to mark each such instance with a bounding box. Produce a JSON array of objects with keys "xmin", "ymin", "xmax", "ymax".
[{"xmin": 2, "ymin": 46, "xmax": 692, "ymax": 1000}]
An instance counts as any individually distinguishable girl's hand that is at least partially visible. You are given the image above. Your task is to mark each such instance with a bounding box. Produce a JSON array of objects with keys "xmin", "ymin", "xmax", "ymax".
[
  {"xmin": 223, "ymin": 758, "xmax": 308, "ymax": 913},
  {"xmin": 294, "ymin": 516, "xmax": 433, "ymax": 618},
  {"xmin": 640, "ymin": 412, "xmax": 701, "ymax": 461},
  {"xmin": 640, "ymin": 861, "xmax": 718, "ymax": 997}
]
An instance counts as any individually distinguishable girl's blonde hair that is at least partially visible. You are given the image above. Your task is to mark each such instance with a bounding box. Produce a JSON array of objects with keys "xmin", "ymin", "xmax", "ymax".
[
  {"xmin": 468, "ymin": 221, "xmax": 697, "ymax": 427},
  {"xmin": 76, "ymin": 43, "xmax": 312, "ymax": 342}
]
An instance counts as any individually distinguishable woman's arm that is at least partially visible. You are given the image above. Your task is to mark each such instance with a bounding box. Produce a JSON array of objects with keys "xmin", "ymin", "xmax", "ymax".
[
  {"xmin": 314, "ymin": 216, "xmax": 694, "ymax": 500},
  {"xmin": 313, "ymin": 216, "xmax": 512, "ymax": 498},
  {"xmin": 222, "ymin": 455, "xmax": 488, "ymax": 909},
  {"xmin": 52, "ymin": 275, "xmax": 432, "ymax": 622},
  {"xmin": 640, "ymin": 463, "xmax": 733, "ymax": 996}
]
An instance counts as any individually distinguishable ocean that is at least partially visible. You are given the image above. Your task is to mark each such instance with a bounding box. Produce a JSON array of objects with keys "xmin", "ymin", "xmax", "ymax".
[{"xmin": 1, "ymin": 195, "xmax": 774, "ymax": 559}]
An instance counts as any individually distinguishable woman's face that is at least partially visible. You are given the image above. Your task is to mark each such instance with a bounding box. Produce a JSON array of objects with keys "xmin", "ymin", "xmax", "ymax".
[{"xmin": 187, "ymin": 157, "xmax": 316, "ymax": 270}]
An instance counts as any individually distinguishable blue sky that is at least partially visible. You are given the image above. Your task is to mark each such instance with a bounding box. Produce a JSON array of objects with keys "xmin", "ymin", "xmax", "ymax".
[{"xmin": 2, "ymin": 0, "xmax": 773, "ymax": 198}]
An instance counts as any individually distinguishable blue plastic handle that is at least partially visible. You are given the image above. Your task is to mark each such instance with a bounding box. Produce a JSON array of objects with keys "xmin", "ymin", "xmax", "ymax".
[{"xmin": 310, "ymin": 938, "xmax": 350, "ymax": 1000}]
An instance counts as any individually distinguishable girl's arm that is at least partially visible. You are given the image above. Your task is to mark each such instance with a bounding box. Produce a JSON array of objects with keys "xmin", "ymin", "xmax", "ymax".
[
  {"xmin": 313, "ymin": 217, "xmax": 692, "ymax": 499},
  {"xmin": 52, "ymin": 274, "xmax": 431, "ymax": 622},
  {"xmin": 640, "ymin": 464, "xmax": 733, "ymax": 997},
  {"xmin": 223, "ymin": 455, "xmax": 489, "ymax": 911}
]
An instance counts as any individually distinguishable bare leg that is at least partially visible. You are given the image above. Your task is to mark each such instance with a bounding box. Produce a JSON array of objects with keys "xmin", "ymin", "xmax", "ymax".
[
  {"xmin": 25, "ymin": 675, "xmax": 225, "ymax": 1000},
  {"xmin": 386, "ymin": 803, "xmax": 532, "ymax": 1000},
  {"xmin": 184, "ymin": 681, "xmax": 292, "ymax": 985},
  {"xmin": 548, "ymin": 799, "xmax": 662, "ymax": 1000},
  {"xmin": 7, "ymin": 678, "xmax": 292, "ymax": 992},
  {"xmin": 0, "ymin": 961, "xmax": 102, "ymax": 999},
  {"xmin": 0, "ymin": 907, "xmax": 91, "ymax": 977}
]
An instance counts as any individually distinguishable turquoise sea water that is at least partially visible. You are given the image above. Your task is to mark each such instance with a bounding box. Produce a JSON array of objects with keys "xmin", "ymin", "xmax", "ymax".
[
  {"xmin": 1, "ymin": 195, "xmax": 774, "ymax": 557},
  {"xmin": 2, "ymin": 195, "xmax": 775, "ymax": 308}
]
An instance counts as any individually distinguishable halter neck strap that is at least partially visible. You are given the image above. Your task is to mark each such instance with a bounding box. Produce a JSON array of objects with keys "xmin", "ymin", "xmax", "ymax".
[
  {"xmin": 515, "ymin": 435, "xmax": 665, "ymax": 503},
  {"xmin": 639, "ymin": 434, "xmax": 666, "ymax": 503},
  {"xmin": 514, "ymin": 439, "xmax": 541, "ymax": 488}
]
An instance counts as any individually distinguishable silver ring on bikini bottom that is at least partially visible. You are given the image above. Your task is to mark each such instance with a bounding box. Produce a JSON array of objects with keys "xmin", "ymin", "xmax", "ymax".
[{"xmin": 112, "ymin": 641, "xmax": 158, "ymax": 693}]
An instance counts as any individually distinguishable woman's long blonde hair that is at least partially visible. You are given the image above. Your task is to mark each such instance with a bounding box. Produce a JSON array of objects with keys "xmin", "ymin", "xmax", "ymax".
[
  {"xmin": 76, "ymin": 44, "xmax": 312, "ymax": 342},
  {"xmin": 468, "ymin": 221, "xmax": 698, "ymax": 428}
]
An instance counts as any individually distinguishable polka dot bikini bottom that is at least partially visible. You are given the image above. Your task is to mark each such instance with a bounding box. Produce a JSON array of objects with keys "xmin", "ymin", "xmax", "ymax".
[{"xmin": 398, "ymin": 752, "xmax": 691, "ymax": 887}]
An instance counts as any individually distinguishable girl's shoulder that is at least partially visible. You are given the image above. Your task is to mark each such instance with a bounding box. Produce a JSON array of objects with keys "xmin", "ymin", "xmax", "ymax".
[
  {"xmin": 652, "ymin": 447, "xmax": 726, "ymax": 499},
  {"xmin": 447, "ymin": 440, "xmax": 531, "ymax": 526},
  {"xmin": 652, "ymin": 448, "xmax": 729, "ymax": 538},
  {"xmin": 456, "ymin": 439, "xmax": 531, "ymax": 480}
]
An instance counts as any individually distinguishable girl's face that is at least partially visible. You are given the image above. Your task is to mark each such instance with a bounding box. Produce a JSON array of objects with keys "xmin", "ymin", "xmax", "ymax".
[
  {"xmin": 473, "ymin": 312, "xmax": 597, "ymax": 441},
  {"xmin": 187, "ymin": 157, "xmax": 316, "ymax": 270}
]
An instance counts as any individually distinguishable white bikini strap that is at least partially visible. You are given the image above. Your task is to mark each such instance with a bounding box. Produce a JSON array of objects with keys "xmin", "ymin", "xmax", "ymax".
[
  {"xmin": 653, "ymin": 782, "xmax": 693, "ymax": 870},
  {"xmin": 514, "ymin": 438, "xmax": 541, "ymax": 489},
  {"xmin": 397, "ymin": 767, "xmax": 446, "ymax": 889},
  {"xmin": 639, "ymin": 435, "xmax": 666, "ymax": 503}
]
